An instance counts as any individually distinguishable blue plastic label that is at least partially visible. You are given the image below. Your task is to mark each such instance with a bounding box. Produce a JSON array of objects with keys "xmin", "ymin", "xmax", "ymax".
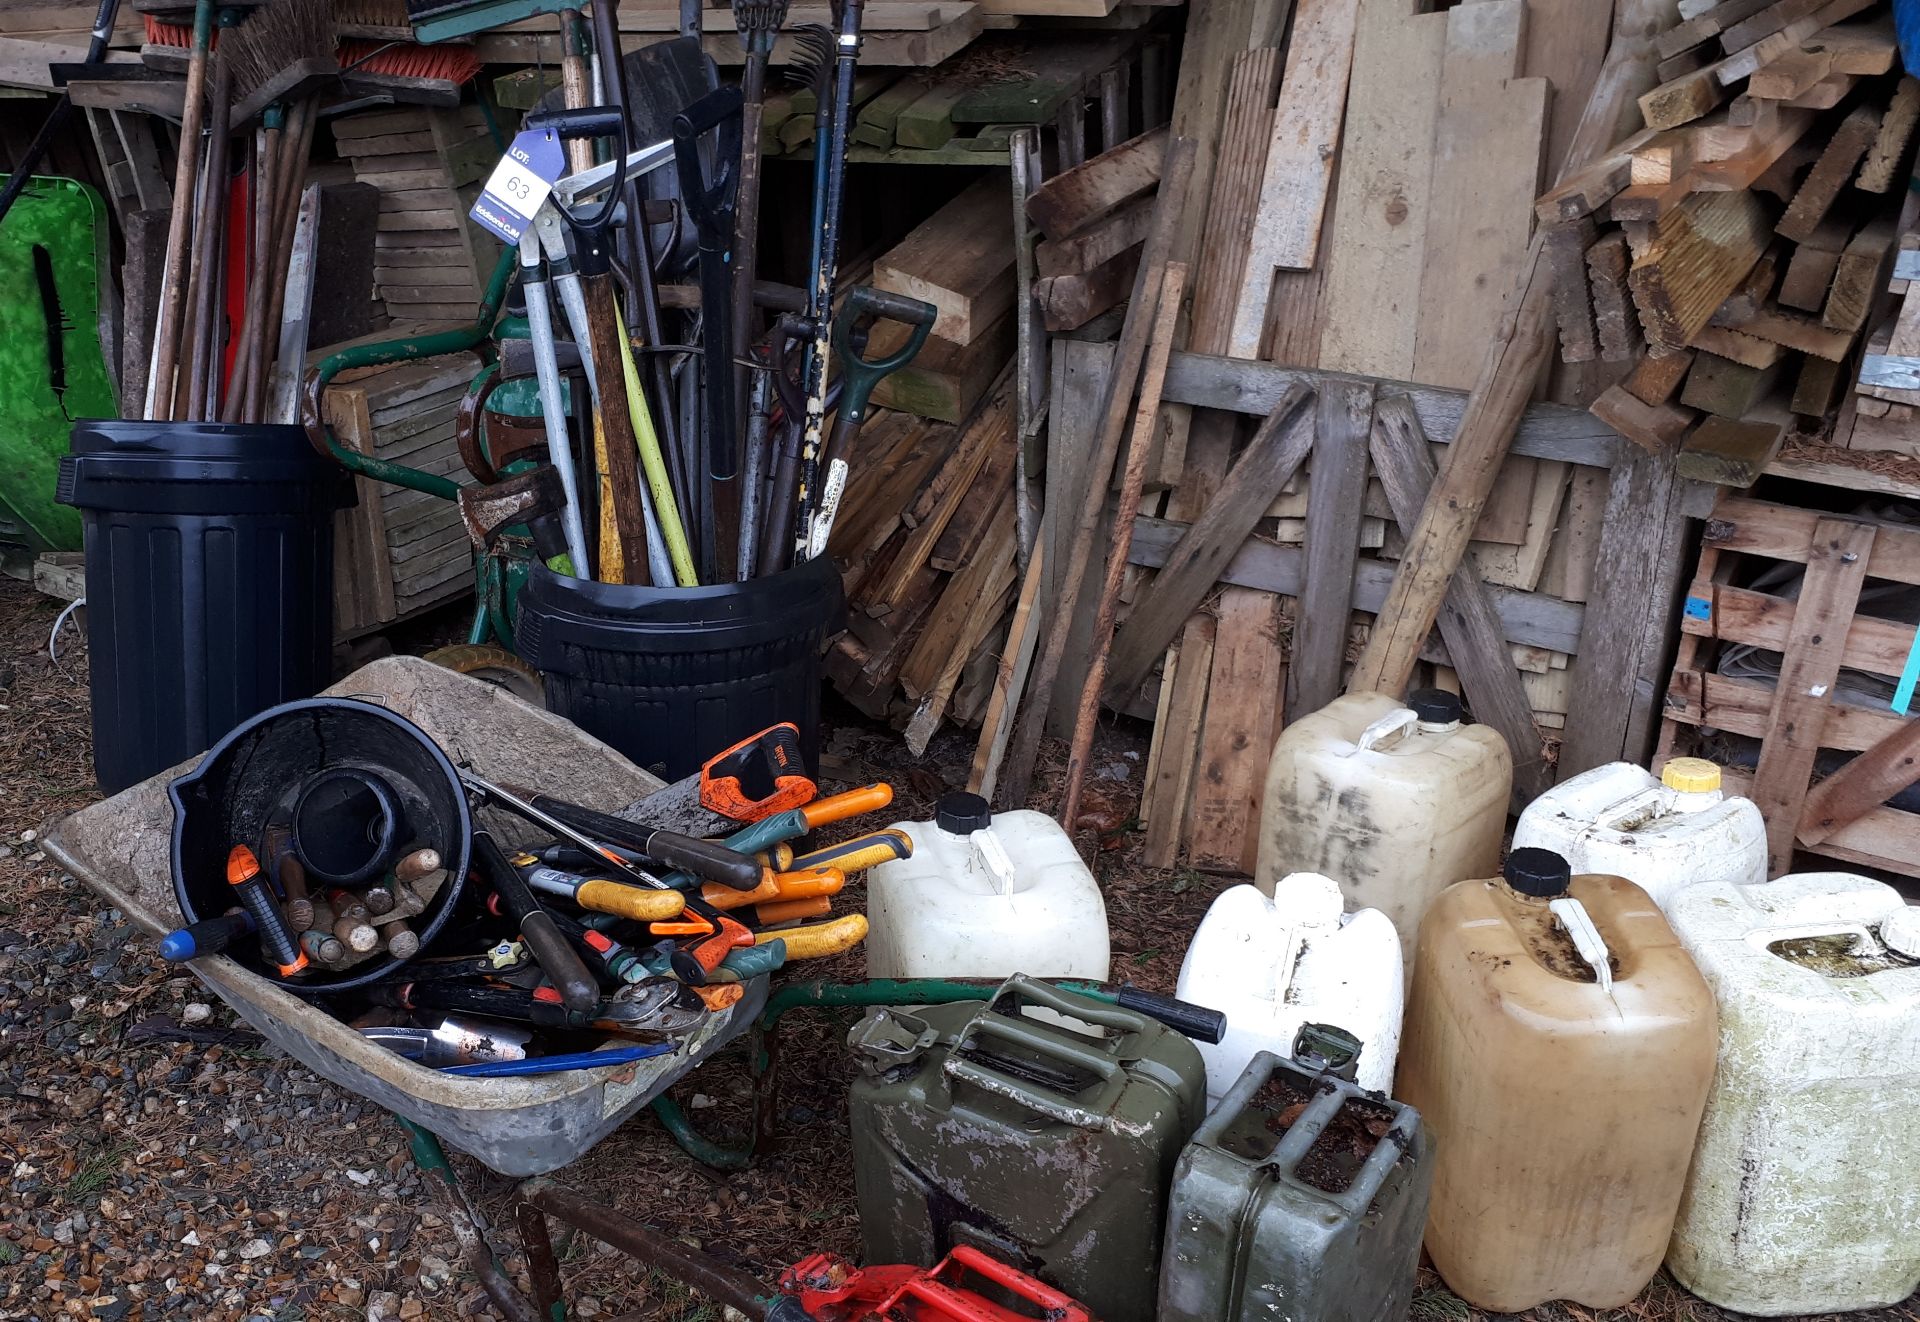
[
  {"xmin": 1893, "ymin": 626, "xmax": 1920, "ymax": 716},
  {"xmin": 1683, "ymin": 594, "xmax": 1711, "ymax": 622},
  {"xmin": 469, "ymin": 130, "xmax": 564, "ymax": 244}
]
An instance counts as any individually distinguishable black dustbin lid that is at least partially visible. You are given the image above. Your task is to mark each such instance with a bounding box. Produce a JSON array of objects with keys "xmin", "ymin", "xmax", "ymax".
[{"xmin": 59, "ymin": 419, "xmax": 356, "ymax": 516}]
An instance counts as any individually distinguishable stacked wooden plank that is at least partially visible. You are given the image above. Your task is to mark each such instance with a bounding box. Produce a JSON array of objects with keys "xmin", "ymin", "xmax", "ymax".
[
  {"xmin": 870, "ymin": 175, "xmax": 1019, "ymax": 423},
  {"xmin": 479, "ymin": 1, "xmax": 989, "ymax": 69},
  {"xmin": 823, "ymin": 387, "xmax": 1022, "ymax": 752},
  {"xmin": 1543, "ymin": 4, "xmax": 1911, "ymax": 485},
  {"xmin": 1001, "ymin": 0, "xmax": 1616, "ymax": 871},
  {"xmin": 326, "ymin": 355, "xmax": 483, "ymax": 637},
  {"xmin": 332, "ymin": 106, "xmax": 501, "ymax": 327},
  {"xmin": 1834, "ymin": 141, "xmax": 1920, "ymax": 455},
  {"xmin": 1657, "ymin": 493, "xmax": 1920, "ymax": 880}
]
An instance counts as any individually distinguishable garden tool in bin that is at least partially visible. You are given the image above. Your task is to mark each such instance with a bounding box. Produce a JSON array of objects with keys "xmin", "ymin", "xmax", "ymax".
[
  {"xmin": 524, "ymin": 105, "xmax": 662, "ymax": 585},
  {"xmin": 672, "ymin": 83, "xmax": 744, "ymax": 582},
  {"xmin": 802, "ymin": 287, "xmax": 937, "ymax": 559},
  {"xmin": 791, "ymin": 0, "xmax": 869, "ymax": 563}
]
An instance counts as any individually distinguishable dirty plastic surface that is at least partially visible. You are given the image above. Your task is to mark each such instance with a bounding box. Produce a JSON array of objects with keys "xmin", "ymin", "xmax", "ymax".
[
  {"xmin": 45, "ymin": 656, "xmax": 767, "ymax": 1176},
  {"xmin": 1665, "ymin": 873, "xmax": 1920, "ymax": 1315},
  {"xmin": 1175, "ymin": 875, "xmax": 1403, "ymax": 1102},
  {"xmin": 866, "ymin": 806, "xmax": 1110, "ymax": 983},
  {"xmin": 1511, "ymin": 761, "xmax": 1767, "ymax": 910},
  {"xmin": 1255, "ymin": 692, "xmax": 1510, "ymax": 978},
  {"xmin": 1395, "ymin": 871, "xmax": 1717, "ymax": 1312}
]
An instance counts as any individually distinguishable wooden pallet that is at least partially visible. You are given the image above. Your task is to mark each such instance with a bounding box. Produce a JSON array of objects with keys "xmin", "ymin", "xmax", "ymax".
[
  {"xmin": 1656, "ymin": 493, "xmax": 1920, "ymax": 878},
  {"xmin": 325, "ymin": 355, "xmax": 482, "ymax": 638},
  {"xmin": 333, "ymin": 105, "xmax": 500, "ymax": 326}
]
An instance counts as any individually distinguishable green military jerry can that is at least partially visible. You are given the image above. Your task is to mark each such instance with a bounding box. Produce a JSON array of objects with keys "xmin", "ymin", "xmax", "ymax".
[
  {"xmin": 847, "ymin": 974, "xmax": 1208, "ymax": 1322},
  {"xmin": 1159, "ymin": 1025, "xmax": 1434, "ymax": 1322}
]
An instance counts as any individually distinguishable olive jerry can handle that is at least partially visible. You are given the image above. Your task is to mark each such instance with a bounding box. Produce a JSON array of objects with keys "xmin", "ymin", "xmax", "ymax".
[{"xmin": 942, "ymin": 976, "xmax": 1141, "ymax": 1129}]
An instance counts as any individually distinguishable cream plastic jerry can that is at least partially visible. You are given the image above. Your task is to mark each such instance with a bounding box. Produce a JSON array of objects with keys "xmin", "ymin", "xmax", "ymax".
[
  {"xmin": 1511, "ymin": 758, "xmax": 1767, "ymax": 910},
  {"xmin": 1395, "ymin": 848, "xmax": 1718, "ymax": 1313},
  {"xmin": 1256, "ymin": 690, "xmax": 1510, "ymax": 972},
  {"xmin": 1665, "ymin": 873, "xmax": 1920, "ymax": 1316},
  {"xmin": 865, "ymin": 792, "xmax": 1110, "ymax": 982},
  {"xmin": 1176, "ymin": 872, "xmax": 1403, "ymax": 1103}
]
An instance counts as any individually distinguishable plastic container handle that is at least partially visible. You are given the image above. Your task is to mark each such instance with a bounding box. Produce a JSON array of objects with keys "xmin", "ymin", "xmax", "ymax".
[
  {"xmin": 1113, "ymin": 984, "xmax": 1226, "ymax": 1044},
  {"xmin": 1353, "ymin": 709, "xmax": 1418, "ymax": 754},
  {"xmin": 1549, "ymin": 897, "xmax": 1614, "ymax": 996}
]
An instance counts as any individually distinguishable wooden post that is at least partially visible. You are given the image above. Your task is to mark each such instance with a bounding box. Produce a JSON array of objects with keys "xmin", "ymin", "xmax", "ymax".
[{"xmin": 999, "ymin": 135, "xmax": 1198, "ymax": 810}]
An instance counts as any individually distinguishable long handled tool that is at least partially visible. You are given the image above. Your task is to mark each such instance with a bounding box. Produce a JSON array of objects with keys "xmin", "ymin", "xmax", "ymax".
[
  {"xmin": 0, "ymin": 0, "xmax": 122, "ymax": 230},
  {"xmin": 671, "ymin": 85, "xmax": 744, "ymax": 581},
  {"xmin": 727, "ymin": 0, "xmax": 791, "ymax": 445},
  {"xmin": 515, "ymin": 227, "xmax": 594, "ymax": 572},
  {"xmin": 146, "ymin": 0, "xmax": 216, "ymax": 420},
  {"xmin": 801, "ymin": 286, "xmax": 936, "ymax": 559},
  {"xmin": 526, "ymin": 106, "xmax": 653, "ymax": 582},
  {"xmin": 183, "ymin": 45, "xmax": 235, "ymax": 422},
  {"xmin": 788, "ymin": 0, "xmax": 867, "ymax": 562}
]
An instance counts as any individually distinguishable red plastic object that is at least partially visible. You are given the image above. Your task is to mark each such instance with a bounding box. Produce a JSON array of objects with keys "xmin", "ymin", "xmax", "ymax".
[{"xmin": 779, "ymin": 1246, "xmax": 1097, "ymax": 1322}]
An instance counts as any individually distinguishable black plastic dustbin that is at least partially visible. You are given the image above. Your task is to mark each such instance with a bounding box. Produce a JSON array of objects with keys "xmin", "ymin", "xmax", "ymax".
[
  {"xmin": 57, "ymin": 420, "xmax": 356, "ymax": 794},
  {"xmin": 514, "ymin": 554, "xmax": 845, "ymax": 780}
]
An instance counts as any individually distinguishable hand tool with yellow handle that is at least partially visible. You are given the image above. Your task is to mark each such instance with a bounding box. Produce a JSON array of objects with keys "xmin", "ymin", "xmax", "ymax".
[
  {"xmin": 700, "ymin": 864, "xmax": 845, "ymax": 911},
  {"xmin": 754, "ymin": 912, "xmax": 868, "ymax": 960},
  {"xmin": 754, "ymin": 895, "xmax": 833, "ymax": 925},
  {"xmin": 756, "ymin": 843, "xmax": 796, "ymax": 871},
  {"xmin": 790, "ymin": 828, "xmax": 913, "ymax": 876},
  {"xmin": 512, "ymin": 853, "xmax": 690, "ymax": 923},
  {"xmin": 657, "ymin": 783, "xmax": 896, "ymax": 889}
]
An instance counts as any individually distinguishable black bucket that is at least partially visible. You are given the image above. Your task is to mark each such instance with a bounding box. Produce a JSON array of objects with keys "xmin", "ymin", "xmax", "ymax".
[
  {"xmin": 57, "ymin": 419, "xmax": 355, "ymax": 794},
  {"xmin": 169, "ymin": 697, "xmax": 472, "ymax": 995},
  {"xmin": 514, "ymin": 555, "xmax": 845, "ymax": 780}
]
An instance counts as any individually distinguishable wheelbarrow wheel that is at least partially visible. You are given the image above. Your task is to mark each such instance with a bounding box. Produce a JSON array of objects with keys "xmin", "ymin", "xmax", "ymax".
[{"xmin": 422, "ymin": 644, "xmax": 545, "ymax": 705}]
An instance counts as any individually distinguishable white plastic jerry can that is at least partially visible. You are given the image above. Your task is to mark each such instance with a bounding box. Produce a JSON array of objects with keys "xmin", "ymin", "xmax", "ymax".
[
  {"xmin": 1176, "ymin": 873, "xmax": 1403, "ymax": 1102},
  {"xmin": 1510, "ymin": 758, "xmax": 1767, "ymax": 910},
  {"xmin": 1257, "ymin": 689, "xmax": 1510, "ymax": 972},
  {"xmin": 865, "ymin": 792, "xmax": 1111, "ymax": 982},
  {"xmin": 1665, "ymin": 873, "xmax": 1920, "ymax": 1316}
]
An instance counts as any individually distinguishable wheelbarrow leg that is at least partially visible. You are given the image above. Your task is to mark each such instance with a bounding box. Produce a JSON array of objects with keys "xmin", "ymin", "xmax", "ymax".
[
  {"xmin": 402, "ymin": 1121, "xmax": 540, "ymax": 1322},
  {"xmin": 515, "ymin": 1201, "xmax": 570, "ymax": 1322}
]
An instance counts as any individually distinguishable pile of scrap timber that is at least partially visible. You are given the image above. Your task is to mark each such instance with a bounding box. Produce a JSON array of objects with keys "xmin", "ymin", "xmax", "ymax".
[
  {"xmin": 1832, "ymin": 164, "xmax": 1920, "ymax": 459},
  {"xmin": 1543, "ymin": 3, "xmax": 1915, "ymax": 485},
  {"xmin": 823, "ymin": 388, "xmax": 1022, "ymax": 755}
]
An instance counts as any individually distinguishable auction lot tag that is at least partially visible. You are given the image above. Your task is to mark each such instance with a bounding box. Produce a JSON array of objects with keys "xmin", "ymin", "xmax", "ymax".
[{"xmin": 470, "ymin": 129, "xmax": 565, "ymax": 244}]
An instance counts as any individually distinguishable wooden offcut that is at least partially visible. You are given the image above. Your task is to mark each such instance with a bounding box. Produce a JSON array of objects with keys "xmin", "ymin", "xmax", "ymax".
[
  {"xmin": 1822, "ymin": 217, "xmax": 1896, "ymax": 333},
  {"xmin": 873, "ymin": 175, "xmax": 1016, "ymax": 344},
  {"xmin": 1858, "ymin": 76, "xmax": 1920, "ymax": 192},
  {"xmin": 1548, "ymin": 218, "xmax": 1602, "ymax": 363},
  {"xmin": 1776, "ymin": 103, "xmax": 1882, "ymax": 242},
  {"xmin": 1675, "ymin": 408, "xmax": 1792, "ymax": 484},
  {"xmin": 1681, "ymin": 349, "xmax": 1786, "ymax": 415},
  {"xmin": 1623, "ymin": 189, "xmax": 1772, "ymax": 349},
  {"xmin": 1586, "ymin": 231, "xmax": 1644, "ymax": 360},
  {"xmin": 1024, "ymin": 125, "xmax": 1167, "ymax": 240},
  {"xmin": 1778, "ymin": 217, "xmax": 1850, "ymax": 309},
  {"xmin": 1591, "ymin": 382, "xmax": 1698, "ymax": 450}
]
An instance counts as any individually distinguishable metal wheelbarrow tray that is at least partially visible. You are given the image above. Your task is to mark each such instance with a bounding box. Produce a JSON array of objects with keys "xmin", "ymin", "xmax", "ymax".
[{"xmin": 44, "ymin": 655, "xmax": 767, "ymax": 1177}]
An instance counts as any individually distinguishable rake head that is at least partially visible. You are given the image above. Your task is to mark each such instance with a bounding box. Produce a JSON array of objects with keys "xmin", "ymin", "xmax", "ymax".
[{"xmin": 780, "ymin": 21, "xmax": 832, "ymax": 94}]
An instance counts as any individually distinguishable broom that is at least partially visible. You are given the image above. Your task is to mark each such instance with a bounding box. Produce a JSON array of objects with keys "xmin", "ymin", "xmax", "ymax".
[{"xmin": 216, "ymin": 0, "xmax": 336, "ymax": 422}]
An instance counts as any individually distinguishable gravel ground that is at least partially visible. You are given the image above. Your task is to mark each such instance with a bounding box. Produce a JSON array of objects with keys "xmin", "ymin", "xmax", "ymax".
[{"xmin": 2, "ymin": 573, "xmax": 1916, "ymax": 1322}]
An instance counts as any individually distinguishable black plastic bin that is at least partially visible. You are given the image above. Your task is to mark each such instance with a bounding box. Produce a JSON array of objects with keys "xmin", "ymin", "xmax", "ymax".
[
  {"xmin": 515, "ymin": 554, "xmax": 845, "ymax": 780},
  {"xmin": 57, "ymin": 420, "xmax": 355, "ymax": 794}
]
